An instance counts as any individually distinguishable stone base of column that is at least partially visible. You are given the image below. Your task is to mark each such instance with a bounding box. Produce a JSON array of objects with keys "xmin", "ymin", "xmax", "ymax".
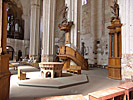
[
  {"xmin": 41, "ymin": 55, "xmax": 55, "ymax": 62},
  {"xmin": 121, "ymin": 54, "xmax": 133, "ymax": 80}
]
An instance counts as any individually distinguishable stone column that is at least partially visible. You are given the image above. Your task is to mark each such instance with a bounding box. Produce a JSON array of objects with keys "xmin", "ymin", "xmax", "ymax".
[
  {"xmin": 90, "ymin": 0, "xmax": 105, "ymax": 65},
  {"xmin": 41, "ymin": 0, "xmax": 56, "ymax": 62},
  {"xmin": 0, "ymin": 0, "xmax": 2, "ymax": 54},
  {"xmin": 90, "ymin": 0, "xmax": 97, "ymax": 64},
  {"xmin": 96, "ymin": 0, "xmax": 105, "ymax": 65},
  {"xmin": 118, "ymin": 0, "xmax": 133, "ymax": 80},
  {"xmin": 29, "ymin": 0, "xmax": 41, "ymax": 61},
  {"xmin": 24, "ymin": 15, "xmax": 30, "ymax": 40},
  {"xmin": 65, "ymin": 0, "xmax": 82, "ymax": 49}
]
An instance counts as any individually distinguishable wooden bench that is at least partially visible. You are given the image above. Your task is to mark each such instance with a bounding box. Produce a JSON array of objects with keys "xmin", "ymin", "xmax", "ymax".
[
  {"xmin": 18, "ymin": 69, "xmax": 26, "ymax": 80},
  {"xmin": 118, "ymin": 82, "xmax": 133, "ymax": 100},
  {"xmin": 88, "ymin": 87, "xmax": 126, "ymax": 100},
  {"xmin": 28, "ymin": 62, "xmax": 39, "ymax": 68},
  {"xmin": 9, "ymin": 63, "xmax": 18, "ymax": 70},
  {"xmin": 67, "ymin": 65, "xmax": 81, "ymax": 74}
]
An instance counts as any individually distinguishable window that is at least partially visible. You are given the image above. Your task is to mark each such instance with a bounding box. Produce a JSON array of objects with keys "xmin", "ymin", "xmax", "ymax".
[
  {"xmin": 82, "ymin": 0, "xmax": 87, "ymax": 5},
  {"xmin": 7, "ymin": 1, "xmax": 24, "ymax": 40}
]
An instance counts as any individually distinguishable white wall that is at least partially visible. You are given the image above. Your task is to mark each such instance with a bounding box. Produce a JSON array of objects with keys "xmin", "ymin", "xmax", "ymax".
[{"xmin": 118, "ymin": 0, "xmax": 133, "ymax": 80}]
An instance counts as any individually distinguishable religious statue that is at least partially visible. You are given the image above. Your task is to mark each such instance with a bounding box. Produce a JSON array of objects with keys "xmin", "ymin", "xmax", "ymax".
[
  {"xmin": 58, "ymin": 5, "xmax": 73, "ymax": 32},
  {"xmin": 110, "ymin": 0, "xmax": 119, "ymax": 22},
  {"xmin": 81, "ymin": 42, "xmax": 86, "ymax": 56},
  {"xmin": 60, "ymin": 5, "xmax": 69, "ymax": 25}
]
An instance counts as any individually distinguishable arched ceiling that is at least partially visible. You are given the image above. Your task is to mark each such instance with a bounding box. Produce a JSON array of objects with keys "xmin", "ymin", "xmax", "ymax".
[{"xmin": 7, "ymin": 0, "xmax": 23, "ymax": 19}]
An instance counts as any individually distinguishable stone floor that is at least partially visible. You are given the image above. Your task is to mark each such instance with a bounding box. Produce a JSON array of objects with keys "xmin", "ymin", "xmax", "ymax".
[
  {"xmin": 9, "ymin": 65, "xmax": 122, "ymax": 100},
  {"xmin": 18, "ymin": 74, "xmax": 88, "ymax": 88}
]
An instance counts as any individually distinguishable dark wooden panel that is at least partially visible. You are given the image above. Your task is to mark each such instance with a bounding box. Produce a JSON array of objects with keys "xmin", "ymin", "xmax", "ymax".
[
  {"xmin": 108, "ymin": 67, "xmax": 121, "ymax": 80},
  {"xmin": 0, "ymin": 54, "xmax": 9, "ymax": 73},
  {"xmin": 0, "ymin": 73, "xmax": 10, "ymax": 100}
]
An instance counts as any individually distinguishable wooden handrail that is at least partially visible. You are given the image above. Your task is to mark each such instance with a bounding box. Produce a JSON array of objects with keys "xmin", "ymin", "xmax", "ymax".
[{"xmin": 58, "ymin": 46, "xmax": 88, "ymax": 70}]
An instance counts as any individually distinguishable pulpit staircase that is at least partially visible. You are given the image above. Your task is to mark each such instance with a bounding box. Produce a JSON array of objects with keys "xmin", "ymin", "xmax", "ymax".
[{"xmin": 57, "ymin": 46, "xmax": 88, "ymax": 70}]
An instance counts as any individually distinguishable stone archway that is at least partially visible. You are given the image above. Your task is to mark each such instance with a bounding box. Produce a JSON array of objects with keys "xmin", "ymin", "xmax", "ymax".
[
  {"xmin": 18, "ymin": 50, "xmax": 22, "ymax": 61},
  {"xmin": 6, "ymin": 46, "xmax": 14, "ymax": 60},
  {"xmin": 25, "ymin": 47, "xmax": 29, "ymax": 57},
  {"xmin": 46, "ymin": 71, "xmax": 51, "ymax": 78}
]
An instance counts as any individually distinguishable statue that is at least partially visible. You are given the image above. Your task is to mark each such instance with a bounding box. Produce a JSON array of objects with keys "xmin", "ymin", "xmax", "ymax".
[
  {"xmin": 58, "ymin": 5, "xmax": 73, "ymax": 32},
  {"xmin": 110, "ymin": 0, "xmax": 119, "ymax": 22},
  {"xmin": 81, "ymin": 42, "xmax": 86, "ymax": 56},
  {"xmin": 60, "ymin": 5, "xmax": 69, "ymax": 25}
]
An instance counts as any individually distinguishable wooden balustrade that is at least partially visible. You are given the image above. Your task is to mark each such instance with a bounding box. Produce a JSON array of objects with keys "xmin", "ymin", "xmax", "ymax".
[{"xmin": 58, "ymin": 46, "xmax": 88, "ymax": 70}]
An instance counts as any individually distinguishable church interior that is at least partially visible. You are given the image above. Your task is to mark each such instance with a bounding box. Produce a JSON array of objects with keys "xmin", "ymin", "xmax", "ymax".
[{"xmin": 0, "ymin": 0, "xmax": 133, "ymax": 100}]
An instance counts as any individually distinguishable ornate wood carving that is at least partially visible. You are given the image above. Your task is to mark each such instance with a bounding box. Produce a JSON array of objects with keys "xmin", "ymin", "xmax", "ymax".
[{"xmin": 58, "ymin": 5, "xmax": 73, "ymax": 45}]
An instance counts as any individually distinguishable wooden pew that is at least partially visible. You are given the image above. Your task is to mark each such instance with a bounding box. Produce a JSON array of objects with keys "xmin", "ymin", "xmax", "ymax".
[
  {"xmin": 18, "ymin": 69, "xmax": 26, "ymax": 80},
  {"xmin": 118, "ymin": 82, "xmax": 133, "ymax": 100},
  {"xmin": 67, "ymin": 65, "xmax": 81, "ymax": 74},
  {"xmin": 9, "ymin": 63, "xmax": 18, "ymax": 70},
  {"xmin": 88, "ymin": 87, "xmax": 126, "ymax": 100}
]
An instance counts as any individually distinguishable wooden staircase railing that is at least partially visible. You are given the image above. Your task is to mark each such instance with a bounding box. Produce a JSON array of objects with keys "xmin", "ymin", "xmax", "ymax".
[{"xmin": 58, "ymin": 46, "xmax": 88, "ymax": 70}]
